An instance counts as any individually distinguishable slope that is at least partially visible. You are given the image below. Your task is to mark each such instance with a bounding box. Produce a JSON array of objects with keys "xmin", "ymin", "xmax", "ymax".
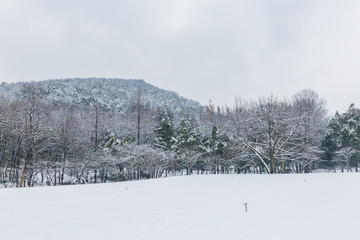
[
  {"xmin": 0, "ymin": 78, "xmax": 203, "ymax": 113},
  {"xmin": 1, "ymin": 173, "xmax": 359, "ymax": 240}
]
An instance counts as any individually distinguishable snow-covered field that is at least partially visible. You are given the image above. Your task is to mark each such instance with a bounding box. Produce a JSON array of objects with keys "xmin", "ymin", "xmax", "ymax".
[{"xmin": 1, "ymin": 173, "xmax": 360, "ymax": 240}]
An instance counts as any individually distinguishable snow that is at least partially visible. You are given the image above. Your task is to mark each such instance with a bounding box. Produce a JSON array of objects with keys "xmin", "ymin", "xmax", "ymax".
[{"xmin": 1, "ymin": 173, "xmax": 360, "ymax": 240}]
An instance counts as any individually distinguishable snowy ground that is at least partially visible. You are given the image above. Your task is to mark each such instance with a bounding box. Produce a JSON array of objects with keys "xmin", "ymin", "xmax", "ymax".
[{"xmin": 1, "ymin": 173, "xmax": 360, "ymax": 240}]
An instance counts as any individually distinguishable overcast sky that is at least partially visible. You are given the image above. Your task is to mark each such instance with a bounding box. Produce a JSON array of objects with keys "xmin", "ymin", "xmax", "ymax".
[{"xmin": 1, "ymin": 0, "xmax": 360, "ymax": 114}]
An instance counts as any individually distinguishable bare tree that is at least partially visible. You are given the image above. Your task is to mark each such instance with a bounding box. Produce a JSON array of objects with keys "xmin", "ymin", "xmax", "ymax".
[
  {"xmin": 16, "ymin": 84, "xmax": 51, "ymax": 187},
  {"xmin": 130, "ymin": 87, "xmax": 155, "ymax": 145},
  {"xmin": 227, "ymin": 96, "xmax": 302, "ymax": 174},
  {"xmin": 290, "ymin": 89, "xmax": 328, "ymax": 173},
  {"xmin": 336, "ymin": 147, "xmax": 357, "ymax": 172}
]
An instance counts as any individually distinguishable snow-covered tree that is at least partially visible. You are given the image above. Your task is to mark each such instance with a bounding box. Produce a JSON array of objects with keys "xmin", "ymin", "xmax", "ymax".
[
  {"xmin": 172, "ymin": 114, "xmax": 202, "ymax": 175},
  {"xmin": 16, "ymin": 84, "xmax": 53, "ymax": 187},
  {"xmin": 289, "ymin": 89, "xmax": 328, "ymax": 173},
  {"xmin": 324, "ymin": 104, "xmax": 360, "ymax": 171},
  {"xmin": 153, "ymin": 108, "xmax": 174, "ymax": 150},
  {"xmin": 227, "ymin": 96, "xmax": 302, "ymax": 174},
  {"xmin": 202, "ymin": 126, "xmax": 228, "ymax": 173},
  {"xmin": 336, "ymin": 147, "xmax": 357, "ymax": 172}
]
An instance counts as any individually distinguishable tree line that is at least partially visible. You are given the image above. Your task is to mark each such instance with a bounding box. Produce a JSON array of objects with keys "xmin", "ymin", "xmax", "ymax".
[{"xmin": 0, "ymin": 84, "xmax": 358, "ymax": 187}]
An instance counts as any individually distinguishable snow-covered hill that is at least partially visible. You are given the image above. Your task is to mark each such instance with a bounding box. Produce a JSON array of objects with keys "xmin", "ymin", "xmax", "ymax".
[
  {"xmin": 0, "ymin": 78, "xmax": 203, "ymax": 113},
  {"xmin": 1, "ymin": 173, "xmax": 359, "ymax": 240}
]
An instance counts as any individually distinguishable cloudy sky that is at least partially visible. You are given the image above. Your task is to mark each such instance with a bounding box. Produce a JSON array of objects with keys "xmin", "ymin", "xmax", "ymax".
[{"xmin": 1, "ymin": 0, "xmax": 360, "ymax": 113}]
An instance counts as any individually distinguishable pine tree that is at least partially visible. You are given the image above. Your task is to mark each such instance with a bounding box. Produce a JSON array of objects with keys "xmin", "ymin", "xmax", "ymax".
[
  {"xmin": 172, "ymin": 113, "xmax": 202, "ymax": 175},
  {"xmin": 324, "ymin": 104, "xmax": 360, "ymax": 171},
  {"xmin": 153, "ymin": 108, "xmax": 174, "ymax": 150},
  {"xmin": 204, "ymin": 126, "xmax": 226, "ymax": 156},
  {"xmin": 172, "ymin": 114, "xmax": 201, "ymax": 152},
  {"xmin": 202, "ymin": 126, "xmax": 227, "ymax": 173}
]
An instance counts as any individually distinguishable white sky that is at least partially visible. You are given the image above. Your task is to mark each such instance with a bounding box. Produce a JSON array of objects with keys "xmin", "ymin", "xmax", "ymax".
[{"xmin": 1, "ymin": 0, "xmax": 360, "ymax": 114}]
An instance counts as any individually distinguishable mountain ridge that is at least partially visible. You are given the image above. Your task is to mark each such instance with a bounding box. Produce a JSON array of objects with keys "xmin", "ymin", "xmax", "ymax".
[{"xmin": 0, "ymin": 78, "xmax": 203, "ymax": 113}]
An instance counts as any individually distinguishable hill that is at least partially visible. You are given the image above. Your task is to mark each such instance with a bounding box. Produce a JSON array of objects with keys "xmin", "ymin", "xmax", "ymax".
[
  {"xmin": 0, "ymin": 78, "xmax": 203, "ymax": 113},
  {"xmin": 1, "ymin": 173, "xmax": 359, "ymax": 240}
]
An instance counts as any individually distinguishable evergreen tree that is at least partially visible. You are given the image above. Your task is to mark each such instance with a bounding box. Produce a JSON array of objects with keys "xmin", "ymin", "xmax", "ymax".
[
  {"xmin": 153, "ymin": 108, "xmax": 174, "ymax": 150},
  {"xmin": 202, "ymin": 126, "xmax": 228, "ymax": 173},
  {"xmin": 172, "ymin": 114, "xmax": 202, "ymax": 174},
  {"xmin": 203, "ymin": 126, "xmax": 226, "ymax": 157},
  {"xmin": 324, "ymin": 104, "xmax": 360, "ymax": 171},
  {"xmin": 338, "ymin": 104, "xmax": 360, "ymax": 149},
  {"xmin": 172, "ymin": 113, "xmax": 201, "ymax": 152}
]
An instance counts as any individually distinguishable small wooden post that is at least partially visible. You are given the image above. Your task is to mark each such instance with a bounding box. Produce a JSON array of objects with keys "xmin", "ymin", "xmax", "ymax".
[{"xmin": 243, "ymin": 203, "xmax": 248, "ymax": 213}]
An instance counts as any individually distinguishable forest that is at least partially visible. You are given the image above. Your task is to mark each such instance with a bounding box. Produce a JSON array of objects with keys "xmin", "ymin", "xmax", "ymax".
[{"xmin": 0, "ymin": 81, "xmax": 359, "ymax": 188}]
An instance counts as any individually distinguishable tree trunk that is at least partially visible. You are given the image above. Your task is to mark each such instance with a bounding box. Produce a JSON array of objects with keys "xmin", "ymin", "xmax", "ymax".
[{"xmin": 20, "ymin": 158, "xmax": 30, "ymax": 188}]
